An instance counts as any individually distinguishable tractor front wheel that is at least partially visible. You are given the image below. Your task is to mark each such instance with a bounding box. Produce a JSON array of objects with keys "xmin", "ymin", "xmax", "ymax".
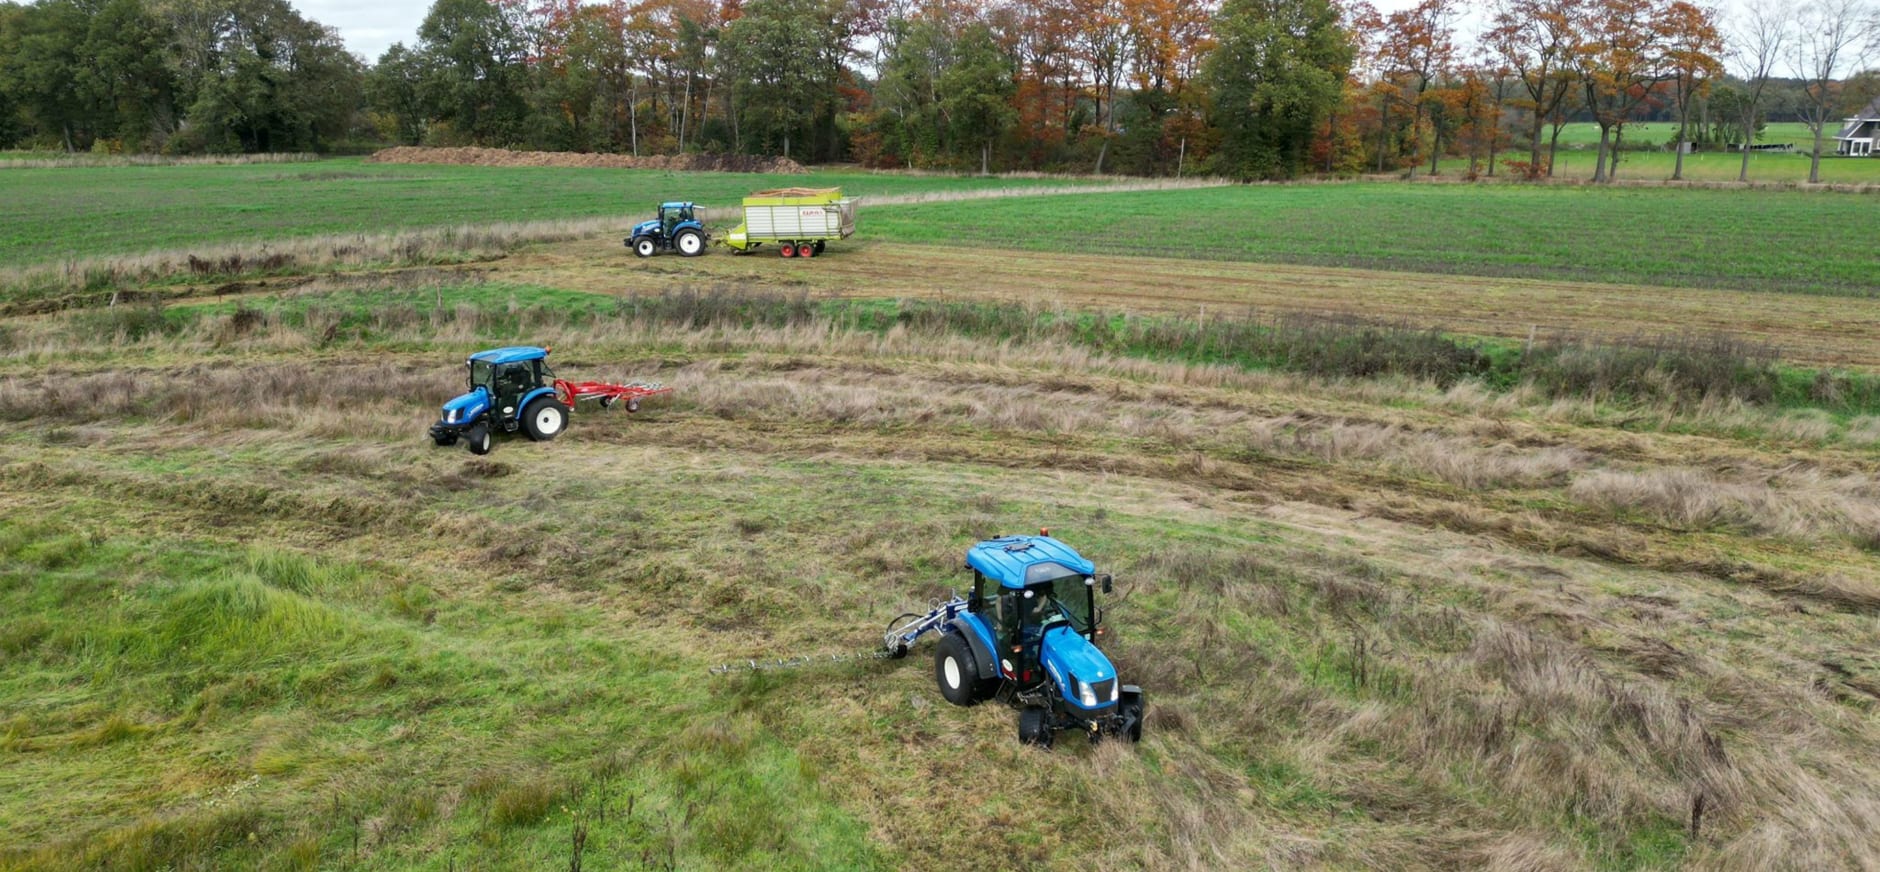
[
  {"xmin": 935, "ymin": 634, "xmax": 983, "ymax": 707},
  {"xmin": 633, "ymin": 237, "xmax": 657, "ymax": 258},
  {"xmin": 466, "ymin": 423, "xmax": 493, "ymax": 455},
  {"xmin": 1018, "ymin": 707, "xmax": 1053, "ymax": 748},
  {"xmin": 523, "ymin": 398, "xmax": 570, "ymax": 441}
]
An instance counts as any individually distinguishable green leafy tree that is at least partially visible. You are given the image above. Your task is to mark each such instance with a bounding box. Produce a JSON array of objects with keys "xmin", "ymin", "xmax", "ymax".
[
  {"xmin": 416, "ymin": 0, "xmax": 530, "ymax": 144},
  {"xmin": 1, "ymin": 0, "xmax": 91, "ymax": 150},
  {"xmin": 940, "ymin": 22, "xmax": 1015, "ymax": 174},
  {"xmin": 720, "ymin": 0, "xmax": 846, "ymax": 159},
  {"xmin": 1203, "ymin": 0, "xmax": 1352, "ymax": 179},
  {"xmin": 368, "ymin": 43, "xmax": 432, "ymax": 145},
  {"xmin": 80, "ymin": 0, "xmax": 176, "ymax": 149}
]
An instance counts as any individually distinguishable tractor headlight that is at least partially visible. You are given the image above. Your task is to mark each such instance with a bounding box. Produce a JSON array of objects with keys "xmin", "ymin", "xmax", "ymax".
[
  {"xmin": 445, "ymin": 408, "xmax": 459, "ymax": 424},
  {"xmin": 1111, "ymin": 682, "xmax": 1120, "ymax": 703},
  {"xmin": 1077, "ymin": 679, "xmax": 1097, "ymax": 708}
]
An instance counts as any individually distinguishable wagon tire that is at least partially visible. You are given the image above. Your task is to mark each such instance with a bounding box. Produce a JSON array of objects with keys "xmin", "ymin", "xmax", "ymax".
[
  {"xmin": 799, "ymin": 241, "xmax": 816, "ymax": 258},
  {"xmin": 812, "ymin": 240, "xmax": 825, "ymax": 254},
  {"xmin": 676, "ymin": 229, "xmax": 705, "ymax": 257},
  {"xmin": 522, "ymin": 398, "xmax": 569, "ymax": 442},
  {"xmin": 780, "ymin": 243, "xmax": 796, "ymax": 258}
]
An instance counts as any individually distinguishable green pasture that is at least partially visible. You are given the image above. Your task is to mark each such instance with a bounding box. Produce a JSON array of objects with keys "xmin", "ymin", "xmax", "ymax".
[
  {"xmin": 0, "ymin": 159, "xmax": 1100, "ymax": 266},
  {"xmin": 864, "ymin": 183, "xmax": 1878, "ymax": 297}
]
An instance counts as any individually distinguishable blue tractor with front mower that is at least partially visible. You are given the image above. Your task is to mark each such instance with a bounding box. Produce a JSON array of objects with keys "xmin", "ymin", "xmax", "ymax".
[{"xmin": 884, "ymin": 534, "xmax": 1146, "ymax": 747}]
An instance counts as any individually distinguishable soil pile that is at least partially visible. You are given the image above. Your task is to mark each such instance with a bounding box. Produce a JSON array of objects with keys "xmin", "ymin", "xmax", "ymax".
[{"xmin": 368, "ymin": 146, "xmax": 807, "ymax": 174}]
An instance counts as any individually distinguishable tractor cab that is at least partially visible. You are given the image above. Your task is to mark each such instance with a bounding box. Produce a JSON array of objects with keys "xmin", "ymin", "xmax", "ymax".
[{"xmin": 626, "ymin": 201, "xmax": 708, "ymax": 258}]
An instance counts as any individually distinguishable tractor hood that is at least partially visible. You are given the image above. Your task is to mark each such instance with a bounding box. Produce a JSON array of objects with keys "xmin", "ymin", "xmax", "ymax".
[
  {"xmin": 439, "ymin": 386, "xmax": 490, "ymax": 424},
  {"xmin": 631, "ymin": 219, "xmax": 659, "ymax": 237},
  {"xmin": 1039, "ymin": 624, "xmax": 1118, "ymax": 712}
]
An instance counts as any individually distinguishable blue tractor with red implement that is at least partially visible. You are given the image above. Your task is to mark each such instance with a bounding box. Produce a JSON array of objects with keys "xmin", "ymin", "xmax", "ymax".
[
  {"xmin": 427, "ymin": 346, "xmax": 670, "ymax": 455},
  {"xmin": 884, "ymin": 534, "xmax": 1145, "ymax": 747}
]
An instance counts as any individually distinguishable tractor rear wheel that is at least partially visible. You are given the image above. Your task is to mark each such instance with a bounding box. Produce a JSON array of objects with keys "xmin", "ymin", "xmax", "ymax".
[
  {"xmin": 523, "ymin": 398, "xmax": 569, "ymax": 441},
  {"xmin": 676, "ymin": 229, "xmax": 704, "ymax": 257},
  {"xmin": 1018, "ymin": 707, "xmax": 1053, "ymax": 748},
  {"xmin": 935, "ymin": 634, "xmax": 982, "ymax": 707},
  {"xmin": 466, "ymin": 423, "xmax": 493, "ymax": 455},
  {"xmin": 633, "ymin": 238, "xmax": 657, "ymax": 258}
]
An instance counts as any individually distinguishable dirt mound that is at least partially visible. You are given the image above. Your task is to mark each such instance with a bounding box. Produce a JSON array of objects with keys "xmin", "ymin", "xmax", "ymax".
[{"xmin": 367, "ymin": 146, "xmax": 807, "ymax": 174}]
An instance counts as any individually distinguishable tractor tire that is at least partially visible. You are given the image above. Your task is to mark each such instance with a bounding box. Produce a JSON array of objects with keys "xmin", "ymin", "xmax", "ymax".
[
  {"xmin": 522, "ymin": 398, "xmax": 570, "ymax": 442},
  {"xmin": 935, "ymin": 633, "xmax": 983, "ymax": 707},
  {"xmin": 465, "ymin": 423, "xmax": 493, "ymax": 455},
  {"xmin": 780, "ymin": 243, "xmax": 797, "ymax": 258},
  {"xmin": 675, "ymin": 229, "xmax": 705, "ymax": 257},
  {"xmin": 633, "ymin": 237, "xmax": 657, "ymax": 258},
  {"xmin": 1018, "ymin": 707, "xmax": 1053, "ymax": 748}
]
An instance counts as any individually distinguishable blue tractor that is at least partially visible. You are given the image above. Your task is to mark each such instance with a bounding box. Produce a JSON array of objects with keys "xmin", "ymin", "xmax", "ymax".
[
  {"xmin": 625, "ymin": 202, "xmax": 708, "ymax": 258},
  {"xmin": 427, "ymin": 346, "xmax": 570, "ymax": 455},
  {"xmin": 884, "ymin": 534, "xmax": 1145, "ymax": 747}
]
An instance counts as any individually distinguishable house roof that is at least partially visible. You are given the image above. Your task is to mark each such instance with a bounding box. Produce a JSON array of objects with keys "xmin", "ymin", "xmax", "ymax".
[{"xmin": 1838, "ymin": 97, "xmax": 1880, "ymax": 139}]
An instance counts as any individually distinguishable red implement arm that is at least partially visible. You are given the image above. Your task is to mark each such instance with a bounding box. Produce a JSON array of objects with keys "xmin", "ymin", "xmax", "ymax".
[{"xmin": 553, "ymin": 378, "xmax": 672, "ymax": 413}]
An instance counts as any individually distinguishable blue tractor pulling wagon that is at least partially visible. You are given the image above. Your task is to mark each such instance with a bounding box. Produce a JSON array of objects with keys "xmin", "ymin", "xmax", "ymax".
[
  {"xmin": 427, "ymin": 346, "xmax": 670, "ymax": 455},
  {"xmin": 625, "ymin": 202, "xmax": 709, "ymax": 258},
  {"xmin": 884, "ymin": 534, "xmax": 1146, "ymax": 747}
]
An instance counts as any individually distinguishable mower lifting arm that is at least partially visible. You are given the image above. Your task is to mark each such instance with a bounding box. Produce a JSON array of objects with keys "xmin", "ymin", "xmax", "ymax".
[{"xmin": 882, "ymin": 594, "xmax": 969, "ymax": 657}]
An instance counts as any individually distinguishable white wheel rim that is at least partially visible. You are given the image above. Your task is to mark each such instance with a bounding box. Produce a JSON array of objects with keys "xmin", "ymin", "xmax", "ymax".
[
  {"xmin": 638, "ymin": 241, "xmax": 654, "ymax": 256},
  {"xmin": 944, "ymin": 656, "xmax": 961, "ymax": 689},
  {"xmin": 680, "ymin": 234, "xmax": 701, "ymax": 254},
  {"xmin": 536, "ymin": 408, "xmax": 563, "ymax": 435}
]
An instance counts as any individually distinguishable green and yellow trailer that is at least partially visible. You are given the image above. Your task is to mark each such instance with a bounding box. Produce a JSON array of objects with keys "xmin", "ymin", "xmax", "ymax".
[{"xmin": 723, "ymin": 187, "xmax": 857, "ymax": 258}]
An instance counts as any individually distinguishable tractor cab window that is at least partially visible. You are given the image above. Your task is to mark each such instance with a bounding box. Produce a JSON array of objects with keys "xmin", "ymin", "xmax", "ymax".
[
  {"xmin": 661, "ymin": 205, "xmax": 690, "ymax": 233},
  {"xmin": 1047, "ymin": 575, "xmax": 1095, "ymax": 635},
  {"xmin": 469, "ymin": 359, "xmax": 495, "ymax": 391}
]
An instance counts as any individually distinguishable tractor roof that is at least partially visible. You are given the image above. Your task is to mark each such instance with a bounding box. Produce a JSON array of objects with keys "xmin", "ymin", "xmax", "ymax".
[
  {"xmin": 967, "ymin": 535, "xmax": 1095, "ymax": 589},
  {"xmin": 660, "ymin": 201, "xmax": 694, "ymax": 209},
  {"xmin": 469, "ymin": 346, "xmax": 548, "ymax": 365}
]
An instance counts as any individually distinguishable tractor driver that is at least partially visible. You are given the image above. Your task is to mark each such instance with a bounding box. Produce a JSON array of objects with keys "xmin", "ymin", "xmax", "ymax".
[{"xmin": 662, "ymin": 206, "xmax": 681, "ymax": 238}]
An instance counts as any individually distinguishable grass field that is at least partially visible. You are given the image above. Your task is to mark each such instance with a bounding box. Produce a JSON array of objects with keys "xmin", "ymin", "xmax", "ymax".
[
  {"xmin": 6, "ymin": 161, "xmax": 1880, "ymax": 870},
  {"xmin": 863, "ymin": 184, "xmax": 1878, "ymax": 297},
  {"xmin": 0, "ymin": 159, "xmax": 1124, "ymax": 267}
]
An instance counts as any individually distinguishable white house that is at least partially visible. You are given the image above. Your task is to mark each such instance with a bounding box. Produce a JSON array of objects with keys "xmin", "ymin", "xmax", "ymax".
[{"xmin": 1835, "ymin": 97, "xmax": 1880, "ymax": 157}]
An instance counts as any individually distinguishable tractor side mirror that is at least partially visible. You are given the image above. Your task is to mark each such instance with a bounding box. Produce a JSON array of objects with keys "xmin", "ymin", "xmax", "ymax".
[{"xmin": 1101, "ymin": 574, "xmax": 1113, "ymax": 594}]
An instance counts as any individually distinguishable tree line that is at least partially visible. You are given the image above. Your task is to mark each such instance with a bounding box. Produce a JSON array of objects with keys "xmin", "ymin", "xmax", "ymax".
[{"xmin": 1, "ymin": 0, "xmax": 1876, "ymax": 180}]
